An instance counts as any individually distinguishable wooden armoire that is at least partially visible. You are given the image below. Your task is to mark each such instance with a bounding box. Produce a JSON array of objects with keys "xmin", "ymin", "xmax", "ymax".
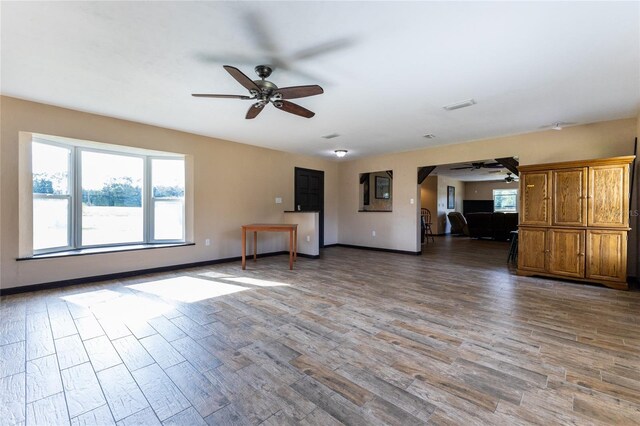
[{"xmin": 517, "ymin": 156, "xmax": 634, "ymax": 290}]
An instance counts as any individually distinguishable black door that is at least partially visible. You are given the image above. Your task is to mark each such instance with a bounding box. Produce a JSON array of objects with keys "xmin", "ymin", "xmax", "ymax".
[{"xmin": 294, "ymin": 167, "xmax": 324, "ymax": 248}]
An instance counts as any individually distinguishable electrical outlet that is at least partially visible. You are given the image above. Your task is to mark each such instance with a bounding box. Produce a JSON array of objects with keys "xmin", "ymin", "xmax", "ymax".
[
  {"xmin": 275, "ymin": 197, "xmax": 282, "ymax": 204},
  {"xmin": 306, "ymin": 235, "xmax": 311, "ymax": 242},
  {"xmin": 372, "ymin": 230, "xmax": 376, "ymax": 237},
  {"xmin": 410, "ymin": 198, "xmax": 414, "ymax": 204},
  {"xmin": 205, "ymin": 239, "xmax": 211, "ymax": 246}
]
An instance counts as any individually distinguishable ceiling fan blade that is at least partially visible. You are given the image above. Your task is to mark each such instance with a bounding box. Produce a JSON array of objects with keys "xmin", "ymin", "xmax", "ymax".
[
  {"xmin": 195, "ymin": 52, "xmax": 255, "ymax": 65},
  {"xmin": 483, "ymin": 163, "xmax": 503, "ymax": 168},
  {"xmin": 291, "ymin": 37, "xmax": 355, "ymax": 61},
  {"xmin": 192, "ymin": 94, "xmax": 252, "ymax": 99},
  {"xmin": 244, "ymin": 12, "xmax": 279, "ymax": 54},
  {"xmin": 274, "ymin": 100, "xmax": 315, "ymax": 118},
  {"xmin": 275, "ymin": 85, "xmax": 324, "ymax": 99},
  {"xmin": 450, "ymin": 166, "xmax": 473, "ymax": 170},
  {"xmin": 223, "ymin": 65, "xmax": 260, "ymax": 92},
  {"xmin": 245, "ymin": 103, "xmax": 264, "ymax": 119}
]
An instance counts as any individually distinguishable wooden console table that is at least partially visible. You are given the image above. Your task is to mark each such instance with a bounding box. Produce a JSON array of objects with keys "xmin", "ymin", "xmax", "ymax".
[{"xmin": 241, "ymin": 224, "xmax": 298, "ymax": 270}]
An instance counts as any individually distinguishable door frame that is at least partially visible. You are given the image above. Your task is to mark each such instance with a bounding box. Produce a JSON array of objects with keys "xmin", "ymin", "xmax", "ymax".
[{"xmin": 294, "ymin": 167, "xmax": 325, "ymax": 248}]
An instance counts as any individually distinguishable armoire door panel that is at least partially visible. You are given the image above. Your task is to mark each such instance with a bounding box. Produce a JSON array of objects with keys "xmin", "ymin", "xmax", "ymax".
[
  {"xmin": 521, "ymin": 172, "xmax": 551, "ymax": 225},
  {"xmin": 588, "ymin": 165, "xmax": 629, "ymax": 228},
  {"xmin": 518, "ymin": 227, "xmax": 547, "ymax": 272},
  {"xmin": 553, "ymin": 168, "xmax": 587, "ymax": 226},
  {"xmin": 547, "ymin": 229, "xmax": 585, "ymax": 278},
  {"xmin": 586, "ymin": 230, "xmax": 627, "ymax": 282}
]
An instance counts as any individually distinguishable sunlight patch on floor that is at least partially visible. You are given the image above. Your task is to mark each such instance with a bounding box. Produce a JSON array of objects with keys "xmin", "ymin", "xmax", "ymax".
[
  {"xmin": 62, "ymin": 289, "xmax": 122, "ymax": 307},
  {"xmin": 198, "ymin": 271, "xmax": 236, "ymax": 279},
  {"xmin": 90, "ymin": 294, "xmax": 174, "ymax": 321},
  {"xmin": 128, "ymin": 276, "xmax": 248, "ymax": 303}
]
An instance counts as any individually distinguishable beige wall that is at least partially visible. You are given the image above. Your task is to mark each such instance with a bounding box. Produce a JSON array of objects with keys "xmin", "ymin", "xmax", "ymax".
[
  {"xmin": 464, "ymin": 180, "xmax": 519, "ymax": 201},
  {"xmin": 419, "ymin": 175, "xmax": 463, "ymax": 234},
  {"xmin": 436, "ymin": 176, "xmax": 464, "ymax": 234},
  {"xmin": 0, "ymin": 96, "xmax": 338, "ymax": 289},
  {"xmin": 420, "ymin": 176, "xmax": 437, "ymax": 232},
  {"xmin": 2, "ymin": 96, "xmax": 638, "ymax": 289},
  {"xmin": 337, "ymin": 118, "xmax": 637, "ymax": 254}
]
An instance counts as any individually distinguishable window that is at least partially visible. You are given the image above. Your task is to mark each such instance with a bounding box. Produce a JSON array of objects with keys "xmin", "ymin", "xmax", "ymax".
[
  {"xmin": 32, "ymin": 138, "xmax": 185, "ymax": 254},
  {"xmin": 151, "ymin": 158, "xmax": 185, "ymax": 241},
  {"xmin": 32, "ymin": 142, "xmax": 72, "ymax": 251},
  {"xmin": 82, "ymin": 151, "xmax": 144, "ymax": 246},
  {"xmin": 493, "ymin": 189, "xmax": 518, "ymax": 212}
]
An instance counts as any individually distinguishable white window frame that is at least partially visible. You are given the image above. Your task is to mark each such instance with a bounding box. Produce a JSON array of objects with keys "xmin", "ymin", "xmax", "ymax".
[
  {"xmin": 493, "ymin": 189, "xmax": 518, "ymax": 213},
  {"xmin": 32, "ymin": 139, "xmax": 185, "ymax": 255},
  {"xmin": 75, "ymin": 147, "xmax": 147, "ymax": 249},
  {"xmin": 32, "ymin": 139, "xmax": 74, "ymax": 254},
  {"xmin": 149, "ymin": 156, "xmax": 186, "ymax": 243}
]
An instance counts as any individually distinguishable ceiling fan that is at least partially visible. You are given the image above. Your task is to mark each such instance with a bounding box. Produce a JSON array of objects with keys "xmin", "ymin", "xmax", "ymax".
[
  {"xmin": 196, "ymin": 12, "xmax": 354, "ymax": 83},
  {"xmin": 192, "ymin": 65, "xmax": 323, "ymax": 119},
  {"xmin": 450, "ymin": 161, "xmax": 503, "ymax": 170},
  {"xmin": 539, "ymin": 121, "xmax": 576, "ymax": 131},
  {"xmin": 504, "ymin": 172, "xmax": 518, "ymax": 183}
]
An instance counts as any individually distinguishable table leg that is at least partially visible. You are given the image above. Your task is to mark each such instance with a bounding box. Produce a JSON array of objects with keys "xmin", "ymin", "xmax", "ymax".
[
  {"xmin": 294, "ymin": 228, "xmax": 297, "ymax": 262},
  {"xmin": 241, "ymin": 227, "xmax": 246, "ymax": 270},
  {"xmin": 253, "ymin": 231, "xmax": 257, "ymax": 262},
  {"xmin": 289, "ymin": 229, "xmax": 294, "ymax": 270}
]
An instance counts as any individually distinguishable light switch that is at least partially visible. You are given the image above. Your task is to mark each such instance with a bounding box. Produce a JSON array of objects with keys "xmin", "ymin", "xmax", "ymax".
[{"xmin": 275, "ymin": 197, "xmax": 282, "ymax": 204}]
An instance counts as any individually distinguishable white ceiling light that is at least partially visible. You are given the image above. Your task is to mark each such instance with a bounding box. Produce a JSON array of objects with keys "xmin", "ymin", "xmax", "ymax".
[
  {"xmin": 443, "ymin": 99, "xmax": 476, "ymax": 111},
  {"xmin": 552, "ymin": 122, "xmax": 563, "ymax": 130},
  {"xmin": 334, "ymin": 149, "xmax": 348, "ymax": 158}
]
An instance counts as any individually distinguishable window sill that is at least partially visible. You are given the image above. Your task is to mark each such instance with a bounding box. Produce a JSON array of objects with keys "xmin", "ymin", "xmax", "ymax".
[{"xmin": 17, "ymin": 242, "xmax": 195, "ymax": 261}]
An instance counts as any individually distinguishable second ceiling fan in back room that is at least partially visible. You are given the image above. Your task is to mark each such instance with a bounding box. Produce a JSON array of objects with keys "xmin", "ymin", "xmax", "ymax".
[
  {"xmin": 450, "ymin": 161, "xmax": 503, "ymax": 170},
  {"xmin": 192, "ymin": 65, "xmax": 323, "ymax": 119}
]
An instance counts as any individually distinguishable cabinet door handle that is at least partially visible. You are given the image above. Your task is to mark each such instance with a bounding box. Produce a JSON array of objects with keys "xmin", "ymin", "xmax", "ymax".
[
  {"xmin": 578, "ymin": 253, "xmax": 585, "ymax": 256},
  {"xmin": 544, "ymin": 250, "xmax": 550, "ymax": 253}
]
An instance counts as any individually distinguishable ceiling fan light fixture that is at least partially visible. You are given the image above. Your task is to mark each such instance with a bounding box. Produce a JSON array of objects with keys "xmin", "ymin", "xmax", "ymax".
[
  {"xmin": 504, "ymin": 172, "xmax": 518, "ymax": 183},
  {"xmin": 334, "ymin": 150, "xmax": 348, "ymax": 158},
  {"xmin": 551, "ymin": 123, "xmax": 563, "ymax": 131},
  {"xmin": 443, "ymin": 99, "xmax": 476, "ymax": 111}
]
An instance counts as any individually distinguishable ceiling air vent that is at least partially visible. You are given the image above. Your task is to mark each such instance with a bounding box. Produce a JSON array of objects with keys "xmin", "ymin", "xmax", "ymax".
[
  {"xmin": 443, "ymin": 99, "xmax": 476, "ymax": 111},
  {"xmin": 322, "ymin": 133, "xmax": 340, "ymax": 139}
]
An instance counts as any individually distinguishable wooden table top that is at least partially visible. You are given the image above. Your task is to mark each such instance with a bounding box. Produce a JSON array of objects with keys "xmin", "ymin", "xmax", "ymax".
[{"xmin": 242, "ymin": 223, "xmax": 298, "ymax": 230}]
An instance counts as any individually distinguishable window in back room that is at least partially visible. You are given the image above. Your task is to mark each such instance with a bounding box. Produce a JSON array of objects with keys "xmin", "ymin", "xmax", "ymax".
[{"xmin": 493, "ymin": 188, "xmax": 518, "ymax": 213}]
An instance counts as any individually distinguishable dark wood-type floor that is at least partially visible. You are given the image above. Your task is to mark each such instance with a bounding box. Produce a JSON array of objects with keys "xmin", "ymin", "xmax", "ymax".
[{"xmin": 2, "ymin": 237, "xmax": 640, "ymax": 425}]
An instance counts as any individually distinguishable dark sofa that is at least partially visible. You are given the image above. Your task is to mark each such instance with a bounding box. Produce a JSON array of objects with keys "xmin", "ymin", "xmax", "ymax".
[
  {"xmin": 447, "ymin": 212, "xmax": 469, "ymax": 236},
  {"xmin": 466, "ymin": 212, "xmax": 518, "ymax": 240}
]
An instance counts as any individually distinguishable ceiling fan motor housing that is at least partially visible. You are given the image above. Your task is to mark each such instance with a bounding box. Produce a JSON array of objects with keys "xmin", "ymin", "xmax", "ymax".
[{"xmin": 254, "ymin": 65, "xmax": 273, "ymax": 79}]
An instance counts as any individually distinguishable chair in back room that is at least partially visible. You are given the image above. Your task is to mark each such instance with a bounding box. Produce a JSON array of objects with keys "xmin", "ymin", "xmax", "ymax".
[{"xmin": 421, "ymin": 208, "xmax": 435, "ymax": 244}]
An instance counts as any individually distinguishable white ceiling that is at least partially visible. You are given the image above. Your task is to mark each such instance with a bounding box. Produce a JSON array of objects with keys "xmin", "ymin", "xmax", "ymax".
[{"xmin": 2, "ymin": 2, "xmax": 639, "ymax": 160}]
